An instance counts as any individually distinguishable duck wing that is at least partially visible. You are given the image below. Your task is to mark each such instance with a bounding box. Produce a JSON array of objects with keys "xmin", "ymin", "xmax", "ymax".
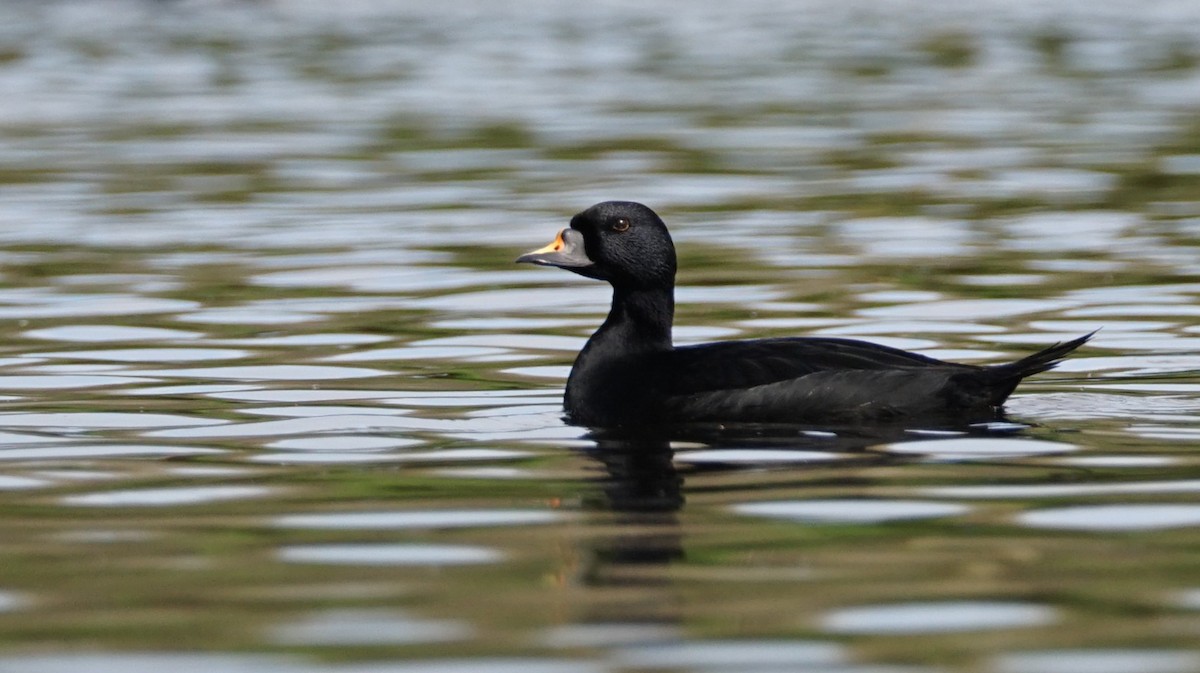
[
  {"xmin": 655, "ymin": 333, "xmax": 1092, "ymax": 423},
  {"xmin": 661, "ymin": 337, "xmax": 958, "ymax": 395}
]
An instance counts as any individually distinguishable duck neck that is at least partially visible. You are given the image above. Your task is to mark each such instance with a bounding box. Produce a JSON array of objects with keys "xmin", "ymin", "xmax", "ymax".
[{"xmin": 597, "ymin": 284, "xmax": 674, "ymax": 352}]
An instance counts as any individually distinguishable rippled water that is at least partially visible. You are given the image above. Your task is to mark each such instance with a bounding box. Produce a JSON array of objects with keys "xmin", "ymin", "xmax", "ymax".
[{"xmin": 1, "ymin": 0, "xmax": 1200, "ymax": 671}]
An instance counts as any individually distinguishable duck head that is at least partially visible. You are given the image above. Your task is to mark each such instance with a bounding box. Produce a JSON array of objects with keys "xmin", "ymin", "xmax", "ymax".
[{"xmin": 517, "ymin": 201, "xmax": 677, "ymax": 289}]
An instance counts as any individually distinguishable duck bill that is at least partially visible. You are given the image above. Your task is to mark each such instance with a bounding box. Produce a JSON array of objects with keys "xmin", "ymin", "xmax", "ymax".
[{"xmin": 516, "ymin": 228, "xmax": 593, "ymax": 269}]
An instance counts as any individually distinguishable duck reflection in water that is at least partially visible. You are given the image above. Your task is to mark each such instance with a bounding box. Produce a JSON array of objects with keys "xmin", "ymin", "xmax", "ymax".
[
  {"xmin": 585, "ymin": 422, "xmax": 966, "ymax": 512},
  {"xmin": 579, "ymin": 421, "xmax": 959, "ymax": 563},
  {"xmin": 582, "ymin": 436, "xmax": 683, "ymax": 582},
  {"xmin": 571, "ymin": 422, "xmax": 998, "ymax": 631}
]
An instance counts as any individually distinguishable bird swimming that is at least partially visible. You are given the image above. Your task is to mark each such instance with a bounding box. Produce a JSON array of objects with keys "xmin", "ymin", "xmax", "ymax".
[{"xmin": 517, "ymin": 201, "xmax": 1091, "ymax": 428}]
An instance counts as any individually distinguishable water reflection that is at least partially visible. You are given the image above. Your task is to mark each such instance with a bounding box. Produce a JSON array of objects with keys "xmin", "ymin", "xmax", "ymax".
[
  {"xmin": 610, "ymin": 639, "xmax": 849, "ymax": 670},
  {"xmin": 1017, "ymin": 504, "xmax": 1200, "ymax": 531},
  {"xmin": 538, "ymin": 622, "xmax": 683, "ymax": 649},
  {"xmin": 587, "ymin": 438, "xmax": 683, "ymax": 515},
  {"xmin": 992, "ymin": 649, "xmax": 1200, "ymax": 673},
  {"xmin": 273, "ymin": 509, "xmax": 565, "ymax": 530},
  {"xmin": 62, "ymin": 484, "xmax": 273, "ymax": 507},
  {"xmin": 0, "ymin": 653, "xmax": 316, "ymax": 673},
  {"xmin": 567, "ymin": 423, "xmax": 1042, "ymax": 643},
  {"xmin": 23, "ymin": 325, "xmax": 204, "ymax": 342},
  {"xmin": 820, "ymin": 600, "xmax": 1057, "ymax": 635},
  {"xmin": 567, "ymin": 438, "xmax": 685, "ymax": 638},
  {"xmin": 277, "ymin": 543, "xmax": 504, "ymax": 567},
  {"xmin": 880, "ymin": 436, "xmax": 1078, "ymax": 460},
  {"xmin": 267, "ymin": 609, "xmax": 473, "ymax": 647},
  {"xmin": 733, "ymin": 499, "xmax": 971, "ymax": 524}
]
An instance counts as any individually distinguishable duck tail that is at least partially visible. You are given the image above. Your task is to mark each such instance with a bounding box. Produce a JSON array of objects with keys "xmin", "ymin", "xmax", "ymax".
[
  {"xmin": 1000, "ymin": 330, "xmax": 1095, "ymax": 378},
  {"xmin": 984, "ymin": 330, "xmax": 1095, "ymax": 403}
]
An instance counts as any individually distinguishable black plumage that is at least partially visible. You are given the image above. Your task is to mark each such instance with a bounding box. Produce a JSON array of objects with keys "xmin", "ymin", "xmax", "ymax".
[{"xmin": 517, "ymin": 201, "xmax": 1090, "ymax": 428}]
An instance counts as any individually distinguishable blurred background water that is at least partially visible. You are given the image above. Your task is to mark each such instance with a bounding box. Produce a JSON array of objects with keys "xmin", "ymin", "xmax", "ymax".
[{"xmin": 1, "ymin": 0, "xmax": 1200, "ymax": 671}]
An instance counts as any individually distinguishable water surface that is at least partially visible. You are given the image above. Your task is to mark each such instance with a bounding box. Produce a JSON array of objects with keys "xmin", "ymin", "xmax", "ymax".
[{"xmin": 0, "ymin": 0, "xmax": 1199, "ymax": 671}]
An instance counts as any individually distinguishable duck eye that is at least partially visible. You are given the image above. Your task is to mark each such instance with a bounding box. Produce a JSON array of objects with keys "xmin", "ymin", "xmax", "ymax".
[{"xmin": 612, "ymin": 218, "xmax": 631, "ymax": 232}]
